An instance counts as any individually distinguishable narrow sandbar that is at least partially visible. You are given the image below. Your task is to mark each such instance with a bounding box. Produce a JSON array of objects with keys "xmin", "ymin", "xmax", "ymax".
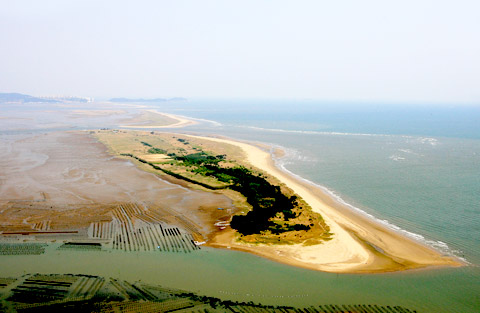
[
  {"xmin": 121, "ymin": 110, "xmax": 197, "ymax": 128},
  {"xmin": 187, "ymin": 135, "xmax": 463, "ymax": 273}
]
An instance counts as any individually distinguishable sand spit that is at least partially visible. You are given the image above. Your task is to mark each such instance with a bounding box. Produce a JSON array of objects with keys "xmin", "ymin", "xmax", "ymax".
[
  {"xmin": 186, "ymin": 135, "xmax": 463, "ymax": 273},
  {"xmin": 69, "ymin": 110, "xmax": 126, "ymax": 117},
  {"xmin": 120, "ymin": 110, "xmax": 197, "ymax": 128},
  {"xmin": 1, "ymin": 128, "xmax": 461, "ymax": 273}
]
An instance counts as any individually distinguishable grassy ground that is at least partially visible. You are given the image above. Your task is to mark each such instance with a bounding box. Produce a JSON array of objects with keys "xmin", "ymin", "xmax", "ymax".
[{"xmin": 93, "ymin": 130, "xmax": 331, "ymax": 245}]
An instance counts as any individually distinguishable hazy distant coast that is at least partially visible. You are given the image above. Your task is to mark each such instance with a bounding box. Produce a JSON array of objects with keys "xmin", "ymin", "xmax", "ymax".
[
  {"xmin": 109, "ymin": 97, "xmax": 187, "ymax": 103},
  {"xmin": 0, "ymin": 92, "xmax": 93, "ymax": 103}
]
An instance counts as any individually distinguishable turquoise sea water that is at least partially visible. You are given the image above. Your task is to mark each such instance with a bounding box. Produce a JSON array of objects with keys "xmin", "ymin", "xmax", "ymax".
[
  {"xmin": 162, "ymin": 100, "xmax": 480, "ymax": 261},
  {"xmin": 1, "ymin": 100, "xmax": 479, "ymax": 312}
]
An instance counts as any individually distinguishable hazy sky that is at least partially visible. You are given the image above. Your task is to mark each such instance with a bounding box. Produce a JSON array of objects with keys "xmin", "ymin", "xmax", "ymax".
[{"xmin": 1, "ymin": 0, "xmax": 479, "ymax": 103}]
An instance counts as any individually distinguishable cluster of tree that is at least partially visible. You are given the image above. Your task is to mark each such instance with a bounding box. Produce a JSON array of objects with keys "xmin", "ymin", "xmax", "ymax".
[
  {"xmin": 124, "ymin": 147, "xmax": 308, "ymax": 235},
  {"xmin": 173, "ymin": 152, "xmax": 222, "ymax": 166},
  {"xmin": 176, "ymin": 157, "xmax": 305, "ymax": 235},
  {"xmin": 218, "ymin": 166, "xmax": 305, "ymax": 235},
  {"xmin": 148, "ymin": 147, "xmax": 167, "ymax": 154}
]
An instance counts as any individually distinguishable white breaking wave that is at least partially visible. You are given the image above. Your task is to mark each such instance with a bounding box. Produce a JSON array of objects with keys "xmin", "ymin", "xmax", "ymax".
[
  {"xmin": 273, "ymin": 145, "xmax": 316, "ymax": 163},
  {"xmin": 271, "ymin": 146, "xmax": 465, "ymax": 262},
  {"xmin": 242, "ymin": 125, "xmax": 397, "ymax": 137},
  {"xmin": 389, "ymin": 155, "xmax": 406, "ymax": 161},
  {"xmin": 419, "ymin": 137, "xmax": 439, "ymax": 146},
  {"xmin": 165, "ymin": 113, "xmax": 223, "ymax": 127},
  {"xmin": 186, "ymin": 116, "xmax": 223, "ymax": 127},
  {"xmin": 240, "ymin": 125, "xmax": 443, "ymax": 150},
  {"xmin": 397, "ymin": 148, "xmax": 424, "ymax": 157},
  {"xmin": 406, "ymin": 136, "xmax": 440, "ymax": 146}
]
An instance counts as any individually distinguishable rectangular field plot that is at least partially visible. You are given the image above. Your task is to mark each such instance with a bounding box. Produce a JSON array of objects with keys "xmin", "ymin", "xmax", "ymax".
[{"xmin": 0, "ymin": 243, "xmax": 46, "ymax": 255}]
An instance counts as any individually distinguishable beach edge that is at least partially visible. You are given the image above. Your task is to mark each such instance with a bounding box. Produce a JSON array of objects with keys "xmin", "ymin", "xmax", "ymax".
[{"xmin": 189, "ymin": 134, "xmax": 464, "ymax": 273}]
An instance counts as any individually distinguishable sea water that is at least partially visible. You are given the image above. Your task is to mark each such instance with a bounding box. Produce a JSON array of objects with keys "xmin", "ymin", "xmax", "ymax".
[
  {"xmin": 152, "ymin": 99, "xmax": 480, "ymax": 312},
  {"xmin": 1, "ymin": 99, "xmax": 479, "ymax": 312}
]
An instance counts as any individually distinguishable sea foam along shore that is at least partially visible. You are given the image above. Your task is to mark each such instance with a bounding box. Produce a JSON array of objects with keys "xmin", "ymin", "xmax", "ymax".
[
  {"xmin": 273, "ymin": 146, "xmax": 466, "ymax": 263},
  {"xmin": 187, "ymin": 134, "xmax": 463, "ymax": 273}
]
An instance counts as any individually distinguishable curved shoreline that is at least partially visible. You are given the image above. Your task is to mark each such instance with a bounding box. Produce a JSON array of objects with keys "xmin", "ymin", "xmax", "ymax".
[
  {"xmin": 120, "ymin": 110, "xmax": 197, "ymax": 129},
  {"xmin": 187, "ymin": 134, "xmax": 463, "ymax": 273}
]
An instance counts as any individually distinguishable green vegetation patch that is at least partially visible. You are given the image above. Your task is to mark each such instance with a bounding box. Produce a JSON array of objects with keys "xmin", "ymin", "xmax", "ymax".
[
  {"xmin": 94, "ymin": 130, "xmax": 330, "ymax": 243},
  {"xmin": 148, "ymin": 147, "xmax": 167, "ymax": 154}
]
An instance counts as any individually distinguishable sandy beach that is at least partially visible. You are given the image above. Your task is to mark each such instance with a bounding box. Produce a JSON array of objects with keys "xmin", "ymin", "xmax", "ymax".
[{"xmin": 187, "ymin": 135, "xmax": 463, "ymax": 273}]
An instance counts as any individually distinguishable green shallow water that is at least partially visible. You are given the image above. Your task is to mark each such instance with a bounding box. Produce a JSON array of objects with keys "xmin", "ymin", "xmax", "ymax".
[
  {"xmin": 177, "ymin": 119, "xmax": 480, "ymax": 312},
  {"xmin": 0, "ymin": 246, "xmax": 478, "ymax": 312}
]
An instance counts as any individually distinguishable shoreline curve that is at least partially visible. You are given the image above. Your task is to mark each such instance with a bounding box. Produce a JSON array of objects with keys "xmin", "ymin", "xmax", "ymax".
[
  {"xmin": 120, "ymin": 110, "xmax": 197, "ymax": 129},
  {"xmin": 186, "ymin": 134, "xmax": 464, "ymax": 273}
]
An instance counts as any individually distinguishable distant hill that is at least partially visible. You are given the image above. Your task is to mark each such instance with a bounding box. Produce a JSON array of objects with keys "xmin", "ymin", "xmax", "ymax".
[
  {"xmin": 0, "ymin": 93, "xmax": 59, "ymax": 103},
  {"xmin": 0, "ymin": 93, "xmax": 93, "ymax": 103},
  {"xmin": 109, "ymin": 97, "xmax": 187, "ymax": 103}
]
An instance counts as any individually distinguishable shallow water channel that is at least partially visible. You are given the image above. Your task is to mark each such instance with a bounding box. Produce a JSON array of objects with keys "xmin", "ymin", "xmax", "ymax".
[{"xmin": 0, "ymin": 244, "xmax": 477, "ymax": 313}]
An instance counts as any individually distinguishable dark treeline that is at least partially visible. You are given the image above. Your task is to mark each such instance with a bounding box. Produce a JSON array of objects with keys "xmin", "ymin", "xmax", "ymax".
[
  {"xmin": 215, "ymin": 166, "xmax": 306, "ymax": 235},
  {"xmin": 179, "ymin": 152, "xmax": 305, "ymax": 235}
]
